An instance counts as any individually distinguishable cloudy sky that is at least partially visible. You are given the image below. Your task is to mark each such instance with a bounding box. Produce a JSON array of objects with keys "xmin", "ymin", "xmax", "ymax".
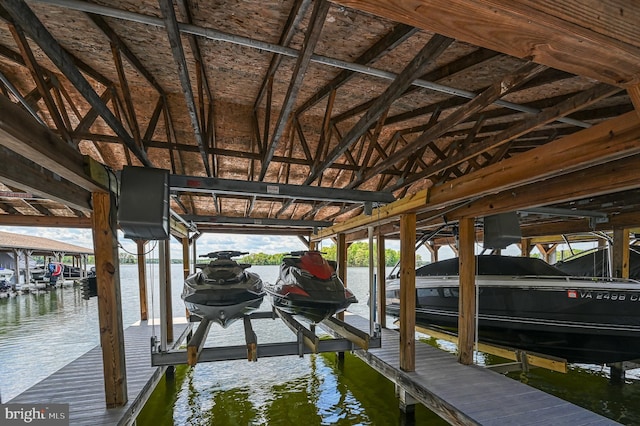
[{"xmin": 0, "ymin": 225, "xmax": 403, "ymax": 259}]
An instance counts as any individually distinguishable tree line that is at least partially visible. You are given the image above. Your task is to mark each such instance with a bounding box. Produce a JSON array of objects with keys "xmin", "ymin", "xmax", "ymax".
[{"xmin": 239, "ymin": 242, "xmax": 422, "ymax": 267}]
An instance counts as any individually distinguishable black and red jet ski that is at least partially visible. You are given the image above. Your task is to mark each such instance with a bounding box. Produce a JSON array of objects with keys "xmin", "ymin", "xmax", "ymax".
[{"xmin": 265, "ymin": 251, "xmax": 357, "ymax": 323}]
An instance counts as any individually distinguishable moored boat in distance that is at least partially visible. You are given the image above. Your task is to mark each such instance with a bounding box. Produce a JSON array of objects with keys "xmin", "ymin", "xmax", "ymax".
[
  {"xmin": 0, "ymin": 267, "xmax": 14, "ymax": 284},
  {"xmin": 181, "ymin": 251, "xmax": 265, "ymax": 328},
  {"xmin": 385, "ymin": 255, "xmax": 640, "ymax": 364},
  {"xmin": 265, "ymin": 251, "xmax": 357, "ymax": 323}
]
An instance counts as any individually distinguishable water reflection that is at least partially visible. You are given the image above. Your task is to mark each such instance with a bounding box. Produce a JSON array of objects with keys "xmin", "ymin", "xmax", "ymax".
[
  {"xmin": 138, "ymin": 352, "xmax": 447, "ymax": 425},
  {"xmin": 1, "ymin": 265, "xmax": 638, "ymax": 425}
]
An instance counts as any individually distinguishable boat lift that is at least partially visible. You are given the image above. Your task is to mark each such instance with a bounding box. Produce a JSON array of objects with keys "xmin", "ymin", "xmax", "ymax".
[{"xmin": 151, "ymin": 310, "xmax": 382, "ymax": 367}]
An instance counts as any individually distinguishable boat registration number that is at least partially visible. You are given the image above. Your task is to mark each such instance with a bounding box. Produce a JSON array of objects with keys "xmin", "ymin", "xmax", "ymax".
[{"xmin": 567, "ymin": 289, "xmax": 640, "ymax": 301}]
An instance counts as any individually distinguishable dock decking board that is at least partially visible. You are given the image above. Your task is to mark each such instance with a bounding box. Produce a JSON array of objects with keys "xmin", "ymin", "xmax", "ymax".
[
  {"xmin": 9, "ymin": 322, "xmax": 189, "ymax": 426},
  {"xmin": 342, "ymin": 314, "xmax": 619, "ymax": 426}
]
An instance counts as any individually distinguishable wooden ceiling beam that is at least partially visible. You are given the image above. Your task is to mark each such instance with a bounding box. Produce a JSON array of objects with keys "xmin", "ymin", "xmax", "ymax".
[
  {"xmin": 7, "ymin": 21, "xmax": 72, "ymax": 143},
  {"xmin": 87, "ymin": 14, "xmax": 164, "ymax": 94},
  {"xmin": 363, "ymin": 61, "xmax": 547, "ymax": 185},
  {"xmin": 255, "ymin": 0, "xmax": 311, "ymax": 109},
  {"xmin": 2, "ymin": 0, "xmax": 152, "ymax": 167},
  {"xmin": 0, "ymin": 146, "xmax": 92, "ymax": 211},
  {"xmin": 158, "ymin": 0, "xmax": 209, "ymax": 176},
  {"xmin": 447, "ymin": 153, "xmax": 640, "ymax": 221},
  {"xmin": 521, "ymin": 211, "xmax": 640, "ymax": 238},
  {"xmin": 397, "ymin": 83, "xmax": 621, "ymax": 190},
  {"xmin": 312, "ymin": 110, "xmax": 640, "ymax": 240},
  {"xmin": 306, "ymin": 34, "xmax": 455, "ymax": 185},
  {"xmin": 331, "ymin": 0, "xmax": 640, "ymax": 86},
  {"xmin": 0, "ymin": 213, "xmax": 92, "ymax": 228},
  {"xmin": 0, "ymin": 95, "xmax": 105, "ymax": 196},
  {"xmin": 296, "ymin": 22, "xmax": 418, "ymax": 115},
  {"xmin": 260, "ymin": 0, "xmax": 330, "ymax": 180}
]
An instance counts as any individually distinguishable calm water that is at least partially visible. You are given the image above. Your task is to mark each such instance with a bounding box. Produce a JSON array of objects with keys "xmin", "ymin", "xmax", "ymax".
[{"xmin": 1, "ymin": 265, "xmax": 639, "ymax": 424}]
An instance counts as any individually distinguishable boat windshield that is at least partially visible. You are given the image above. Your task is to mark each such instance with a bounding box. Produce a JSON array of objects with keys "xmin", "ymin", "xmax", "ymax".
[{"xmin": 415, "ymin": 255, "xmax": 570, "ymax": 277}]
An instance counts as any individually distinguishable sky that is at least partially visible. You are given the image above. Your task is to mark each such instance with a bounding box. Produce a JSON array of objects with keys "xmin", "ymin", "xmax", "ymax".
[
  {"xmin": 0, "ymin": 225, "xmax": 399, "ymax": 260},
  {"xmin": 3, "ymin": 225, "xmax": 590, "ymax": 262}
]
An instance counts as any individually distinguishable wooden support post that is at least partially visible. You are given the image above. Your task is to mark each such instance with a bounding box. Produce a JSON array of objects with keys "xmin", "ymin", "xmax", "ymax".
[
  {"xmin": 520, "ymin": 238, "xmax": 532, "ymax": 257},
  {"xmin": 399, "ymin": 213, "xmax": 416, "ymax": 372},
  {"xmin": 612, "ymin": 228, "xmax": 630, "ymax": 279},
  {"xmin": 136, "ymin": 240, "xmax": 148, "ymax": 321},
  {"xmin": 458, "ymin": 217, "xmax": 476, "ymax": 365},
  {"xmin": 182, "ymin": 237, "xmax": 190, "ymax": 280},
  {"xmin": 243, "ymin": 316, "xmax": 258, "ymax": 362},
  {"xmin": 336, "ymin": 233, "xmax": 347, "ymax": 323},
  {"xmin": 163, "ymin": 239, "xmax": 173, "ymax": 342},
  {"xmin": 12, "ymin": 249, "xmax": 20, "ymax": 285},
  {"xmin": 425, "ymin": 241, "xmax": 439, "ymax": 263},
  {"xmin": 368, "ymin": 226, "xmax": 375, "ymax": 334},
  {"xmin": 91, "ymin": 191, "xmax": 127, "ymax": 408},
  {"xmin": 376, "ymin": 233, "xmax": 386, "ymax": 328},
  {"xmin": 396, "ymin": 385, "xmax": 417, "ymax": 417}
]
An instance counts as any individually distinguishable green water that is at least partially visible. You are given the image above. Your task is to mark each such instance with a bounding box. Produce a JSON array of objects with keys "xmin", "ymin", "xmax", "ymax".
[
  {"xmin": 137, "ymin": 352, "xmax": 447, "ymax": 425},
  {"xmin": 2, "ymin": 265, "xmax": 639, "ymax": 424}
]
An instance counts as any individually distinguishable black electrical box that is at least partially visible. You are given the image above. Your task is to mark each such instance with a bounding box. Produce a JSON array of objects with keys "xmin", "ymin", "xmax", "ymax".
[
  {"xmin": 483, "ymin": 212, "xmax": 521, "ymax": 249},
  {"xmin": 118, "ymin": 166, "xmax": 170, "ymax": 240}
]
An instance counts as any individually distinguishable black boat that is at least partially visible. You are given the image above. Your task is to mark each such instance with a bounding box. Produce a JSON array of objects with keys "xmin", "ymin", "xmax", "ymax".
[
  {"xmin": 265, "ymin": 251, "xmax": 357, "ymax": 323},
  {"xmin": 181, "ymin": 251, "xmax": 265, "ymax": 327},
  {"xmin": 555, "ymin": 246, "xmax": 640, "ymax": 280},
  {"xmin": 385, "ymin": 255, "xmax": 640, "ymax": 364}
]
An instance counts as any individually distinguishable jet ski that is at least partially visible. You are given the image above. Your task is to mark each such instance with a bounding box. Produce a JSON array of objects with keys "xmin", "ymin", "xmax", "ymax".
[
  {"xmin": 181, "ymin": 251, "xmax": 265, "ymax": 327},
  {"xmin": 265, "ymin": 251, "xmax": 357, "ymax": 323}
]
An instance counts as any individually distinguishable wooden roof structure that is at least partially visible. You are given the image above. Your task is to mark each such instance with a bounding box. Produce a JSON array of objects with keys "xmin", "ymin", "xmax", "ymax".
[
  {"xmin": 0, "ymin": 230, "xmax": 92, "ymax": 254},
  {"xmin": 0, "ymin": 0, "xmax": 640, "ymax": 241}
]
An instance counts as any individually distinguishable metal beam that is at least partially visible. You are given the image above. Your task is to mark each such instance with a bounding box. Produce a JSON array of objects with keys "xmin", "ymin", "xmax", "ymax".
[
  {"xmin": 32, "ymin": 0, "xmax": 591, "ymax": 129},
  {"xmin": 169, "ymin": 174, "xmax": 395, "ymax": 203},
  {"xmin": 181, "ymin": 215, "xmax": 332, "ymax": 228},
  {"xmin": 519, "ymin": 207, "xmax": 608, "ymax": 220}
]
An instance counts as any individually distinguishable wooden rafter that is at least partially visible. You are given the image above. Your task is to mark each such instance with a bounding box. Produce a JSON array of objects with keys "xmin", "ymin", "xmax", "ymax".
[
  {"xmin": 260, "ymin": 0, "xmax": 330, "ymax": 180},
  {"xmin": 359, "ymin": 61, "xmax": 547, "ymax": 186},
  {"xmin": 296, "ymin": 23, "xmax": 418, "ymax": 115},
  {"xmin": 2, "ymin": 0, "xmax": 152, "ymax": 167},
  {"xmin": 306, "ymin": 34, "xmax": 455, "ymax": 185},
  {"xmin": 397, "ymin": 82, "xmax": 621, "ymax": 190},
  {"xmin": 331, "ymin": 0, "xmax": 640, "ymax": 86},
  {"xmin": 158, "ymin": 0, "xmax": 210, "ymax": 175},
  {"xmin": 7, "ymin": 20, "xmax": 72, "ymax": 143}
]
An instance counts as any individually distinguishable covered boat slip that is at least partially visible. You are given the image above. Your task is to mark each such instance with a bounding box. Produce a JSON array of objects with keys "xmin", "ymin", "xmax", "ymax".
[
  {"xmin": 337, "ymin": 315, "xmax": 618, "ymax": 426},
  {"xmin": 8, "ymin": 321, "xmax": 190, "ymax": 426}
]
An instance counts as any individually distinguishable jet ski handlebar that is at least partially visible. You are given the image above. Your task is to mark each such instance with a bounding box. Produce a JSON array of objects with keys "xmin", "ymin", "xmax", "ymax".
[
  {"xmin": 200, "ymin": 250, "xmax": 249, "ymax": 259},
  {"xmin": 287, "ymin": 250, "xmax": 326, "ymax": 257}
]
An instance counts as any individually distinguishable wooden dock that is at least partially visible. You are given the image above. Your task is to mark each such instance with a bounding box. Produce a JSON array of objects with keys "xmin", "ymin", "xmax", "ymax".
[
  {"xmin": 9, "ymin": 321, "xmax": 190, "ymax": 426},
  {"xmin": 341, "ymin": 315, "xmax": 619, "ymax": 426}
]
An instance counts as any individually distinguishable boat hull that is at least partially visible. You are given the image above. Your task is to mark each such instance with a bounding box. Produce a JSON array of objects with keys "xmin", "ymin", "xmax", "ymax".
[
  {"xmin": 266, "ymin": 251, "xmax": 357, "ymax": 323},
  {"xmin": 183, "ymin": 290, "xmax": 264, "ymax": 328},
  {"xmin": 386, "ymin": 275, "xmax": 640, "ymax": 364},
  {"xmin": 268, "ymin": 289, "xmax": 354, "ymax": 323},
  {"xmin": 182, "ymin": 264, "xmax": 264, "ymax": 328}
]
